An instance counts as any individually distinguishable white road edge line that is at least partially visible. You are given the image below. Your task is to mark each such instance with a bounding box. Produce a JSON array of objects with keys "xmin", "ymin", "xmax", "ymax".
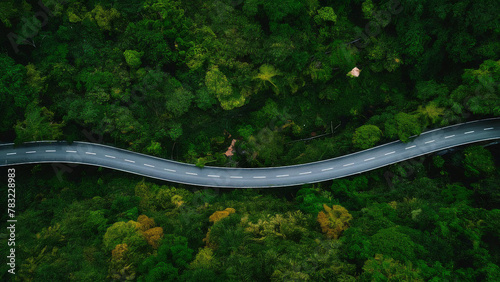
[
  {"xmin": 385, "ymin": 151, "xmax": 395, "ymax": 155},
  {"xmin": 405, "ymin": 145, "xmax": 416, "ymax": 150},
  {"xmin": 207, "ymin": 175, "xmax": 220, "ymax": 178},
  {"xmin": 6, "ymin": 152, "xmax": 16, "ymax": 155},
  {"xmin": 25, "ymin": 151, "xmax": 36, "ymax": 154},
  {"xmin": 484, "ymin": 127, "xmax": 494, "ymax": 131},
  {"xmin": 424, "ymin": 140, "xmax": 435, "ymax": 144},
  {"xmin": 343, "ymin": 163, "xmax": 354, "ymax": 167},
  {"xmin": 253, "ymin": 176, "xmax": 266, "ymax": 179},
  {"xmin": 276, "ymin": 174, "xmax": 289, "ymax": 177},
  {"xmin": 299, "ymin": 171, "xmax": 312, "ymax": 175},
  {"xmin": 464, "ymin": 131, "xmax": 474, "ymax": 134},
  {"xmin": 321, "ymin": 168, "xmax": 333, "ymax": 171},
  {"xmin": 186, "ymin": 172, "xmax": 197, "ymax": 175},
  {"xmin": 364, "ymin": 157, "xmax": 375, "ymax": 161},
  {"xmin": 85, "ymin": 152, "xmax": 96, "ymax": 155},
  {"xmin": 105, "ymin": 155, "xmax": 116, "ymax": 158},
  {"xmin": 144, "ymin": 164, "xmax": 154, "ymax": 167},
  {"xmin": 230, "ymin": 176, "xmax": 243, "ymax": 179},
  {"xmin": 66, "ymin": 150, "xmax": 77, "ymax": 153},
  {"xmin": 45, "ymin": 150, "xmax": 56, "ymax": 153},
  {"xmin": 164, "ymin": 169, "xmax": 176, "ymax": 172},
  {"xmin": 124, "ymin": 159, "xmax": 135, "ymax": 163},
  {"xmin": 444, "ymin": 135, "xmax": 455, "ymax": 139}
]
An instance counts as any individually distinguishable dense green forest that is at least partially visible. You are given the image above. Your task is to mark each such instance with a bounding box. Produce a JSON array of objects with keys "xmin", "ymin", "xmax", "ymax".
[{"xmin": 1, "ymin": 0, "xmax": 499, "ymax": 280}]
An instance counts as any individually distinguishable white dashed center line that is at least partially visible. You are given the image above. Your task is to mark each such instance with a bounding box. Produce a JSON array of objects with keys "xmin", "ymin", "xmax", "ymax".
[
  {"xmin": 230, "ymin": 176, "xmax": 243, "ymax": 179},
  {"xmin": 164, "ymin": 168, "xmax": 176, "ymax": 172},
  {"xmin": 105, "ymin": 155, "xmax": 116, "ymax": 159},
  {"xmin": 144, "ymin": 164, "xmax": 154, "ymax": 168},
  {"xmin": 66, "ymin": 150, "xmax": 77, "ymax": 153},
  {"xmin": 405, "ymin": 145, "xmax": 416, "ymax": 150},
  {"xmin": 321, "ymin": 167, "xmax": 333, "ymax": 171},
  {"xmin": 424, "ymin": 140, "xmax": 435, "ymax": 144},
  {"xmin": 207, "ymin": 175, "xmax": 220, "ymax": 178},
  {"xmin": 299, "ymin": 171, "xmax": 312, "ymax": 175},
  {"xmin": 25, "ymin": 151, "xmax": 36, "ymax": 154},
  {"xmin": 124, "ymin": 159, "xmax": 135, "ymax": 163},
  {"xmin": 186, "ymin": 172, "xmax": 197, "ymax": 176},
  {"xmin": 444, "ymin": 135, "xmax": 455, "ymax": 139},
  {"xmin": 276, "ymin": 174, "xmax": 289, "ymax": 178},
  {"xmin": 85, "ymin": 152, "xmax": 96, "ymax": 155},
  {"xmin": 343, "ymin": 163, "xmax": 354, "ymax": 167},
  {"xmin": 484, "ymin": 127, "xmax": 494, "ymax": 131},
  {"xmin": 45, "ymin": 150, "xmax": 56, "ymax": 153},
  {"xmin": 385, "ymin": 151, "xmax": 395, "ymax": 156},
  {"xmin": 6, "ymin": 152, "xmax": 16, "ymax": 155},
  {"xmin": 253, "ymin": 176, "xmax": 266, "ymax": 179},
  {"xmin": 464, "ymin": 131, "xmax": 474, "ymax": 134},
  {"xmin": 364, "ymin": 157, "xmax": 375, "ymax": 161}
]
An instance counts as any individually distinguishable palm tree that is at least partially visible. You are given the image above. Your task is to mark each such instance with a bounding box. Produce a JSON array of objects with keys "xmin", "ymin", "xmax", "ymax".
[{"xmin": 253, "ymin": 64, "xmax": 281, "ymax": 93}]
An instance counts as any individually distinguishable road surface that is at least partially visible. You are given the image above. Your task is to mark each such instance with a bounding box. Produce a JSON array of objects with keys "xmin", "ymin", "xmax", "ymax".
[{"xmin": 1, "ymin": 118, "xmax": 499, "ymax": 188}]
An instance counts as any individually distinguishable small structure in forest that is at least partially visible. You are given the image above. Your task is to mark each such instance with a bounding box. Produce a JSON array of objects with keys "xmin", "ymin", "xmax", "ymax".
[
  {"xmin": 347, "ymin": 67, "xmax": 361, "ymax": 77},
  {"xmin": 224, "ymin": 139, "xmax": 237, "ymax": 157}
]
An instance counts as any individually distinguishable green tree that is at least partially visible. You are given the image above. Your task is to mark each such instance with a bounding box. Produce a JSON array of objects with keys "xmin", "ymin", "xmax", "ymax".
[
  {"xmin": 314, "ymin": 7, "xmax": 337, "ymax": 24},
  {"xmin": 87, "ymin": 4, "xmax": 120, "ymax": 31},
  {"xmin": 353, "ymin": 124, "xmax": 383, "ymax": 149},
  {"xmin": 205, "ymin": 65, "xmax": 244, "ymax": 110},
  {"xmin": 0, "ymin": 54, "xmax": 35, "ymax": 131},
  {"xmin": 370, "ymin": 227, "xmax": 424, "ymax": 263},
  {"xmin": 462, "ymin": 146, "xmax": 496, "ymax": 177},
  {"xmin": 361, "ymin": 254, "xmax": 424, "ymax": 281},
  {"xmin": 143, "ymin": 262, "xmax": 179, "ymax": 281},
  {"xmin": 165, "ymin": 87, "xmax": 194, "ymax": 117},
  {"xmin": 385, "ymin": 112, "xmax": 422, "ymax": 142},
  {"xmin": 103, "ymin": 221, "xmax": 147, "ymax": 253},
  {"xmin": 415, "ymin": 80, "xmax": 449, "ymax": 101},
  {"xmin": 441, "ymin": 184, "xmax": 473, "ymax": 205},
  {"xmin": 123, "ymin": 50, "xmax": 143, "ymax": 68},
  {"xmin": 295, "ymin": 186, "xmax": 337, "ymax": 215},
  {"xmin": 14, "ymin": 102, "xmax": 64, "ymax": 143}
]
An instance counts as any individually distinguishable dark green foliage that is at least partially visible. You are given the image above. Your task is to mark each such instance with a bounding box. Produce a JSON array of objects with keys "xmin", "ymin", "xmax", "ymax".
[
  {"xmin": 385, "ymin": 112, "xmax": 423, "ymax": 142},
  {"xmin": 1, "ymin": 0, "xmax": 500, "ymax": 280},
  {"xmin": 330, "ymin": 175, "xmax": 370, "ymax": 210},
  {"xmin": 111, "ymin": 195, "xmax": 140, "ymax": 214},
  {"xmin": 137, "ymin": 234, "xmax": 194, "ymax": 280},
  {"xmin": 370, "ymin": 227, "xmax": 425, "ymax": 262},
  {"xmin": 463, "ymin": 146, "xmax": 496, "ymax": 177},
  {"xmin": 295, "ymin": 186, "xmax": 338, "ymax": 215},
  {"xmin": 0, "ymin": 54, "xmax": 35, "ymax": 132}
]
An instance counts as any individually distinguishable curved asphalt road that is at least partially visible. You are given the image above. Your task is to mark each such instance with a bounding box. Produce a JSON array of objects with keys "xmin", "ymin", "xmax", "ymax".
[{"xmin": 1, "ymin": 118, "xmax": 500, "ymax": 188}]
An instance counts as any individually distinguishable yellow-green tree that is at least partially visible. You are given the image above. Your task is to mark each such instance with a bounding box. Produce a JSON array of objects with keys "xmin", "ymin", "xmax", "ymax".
[
  {"xmin": 317, "ymin": 204, "xmax": 352, "ymax": 239},
  {"xmin": 241, "ymin": 211, "xmax": 309, "ymax": 241},
  {"xmin": 190, "ymin": 247, "xmax": 217, "ymax": 270},
  {"xmin": 86, "ymin": 5, "xmax": 120, "ymax": 31},
  {"xmin": 352, "ymin": 124, "xmax": 383, "ymax": 149},
  {"xmin": 205, "ymin": 65, "xmax": 245, "ymax": 110},
  {"xmin": 417, "ymin": 102, "xmax": 444, "ymax": 126},
  {"xmin": 103, "ymin": 221, "xmax": 145, "ymax": 252},
  {"xmin": 254, "ymin": 64, "xmax": 281, "ymax": 93},
  {"xmin": 361, "ymin": 254, "xmax": 424, "ymax": 281},
  {"xmin": 123, "ymin": 50, "xmax": 142, "ymax": 68}
]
